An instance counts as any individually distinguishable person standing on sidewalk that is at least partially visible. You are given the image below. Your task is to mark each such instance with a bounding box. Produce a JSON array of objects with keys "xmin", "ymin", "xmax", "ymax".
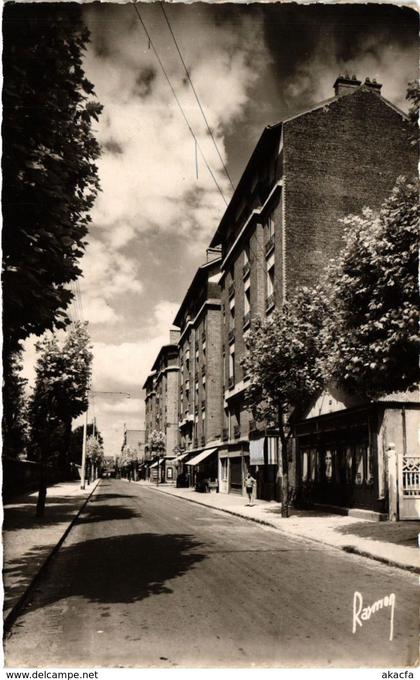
[{"xmin": 244, "ymin": 472, "xmax": 256, "ymax": 506}]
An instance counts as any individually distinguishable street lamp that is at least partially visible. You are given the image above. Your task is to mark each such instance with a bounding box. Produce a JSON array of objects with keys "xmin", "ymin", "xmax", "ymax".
[{"xmin": 80, "ymin": 390, "xmax": 131, "ymax": 490}]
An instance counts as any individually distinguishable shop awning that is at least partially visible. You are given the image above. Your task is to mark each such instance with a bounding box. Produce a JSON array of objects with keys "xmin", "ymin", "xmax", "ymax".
[
  {"xmin": 149, "ymin": 459, "xmax": 164, "ymax": 469},
  {"xmin": 175, "ymin": 452, "xmax": 190, "ymax": 462},
  {"xmin": 186, "ymin": 448, "xmax": 217, "ymax": 466}
]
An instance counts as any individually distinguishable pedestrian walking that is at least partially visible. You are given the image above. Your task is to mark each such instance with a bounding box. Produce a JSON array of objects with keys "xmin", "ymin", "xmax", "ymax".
[{"xmin": 244, "ymin": 472, "xmax": 256, "ymax": 506}]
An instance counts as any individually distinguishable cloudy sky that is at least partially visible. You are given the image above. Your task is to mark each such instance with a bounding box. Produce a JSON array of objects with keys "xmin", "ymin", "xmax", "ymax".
[{"xmin": 22, "ymin": 2, "xmax": 418, "ymax": 456}]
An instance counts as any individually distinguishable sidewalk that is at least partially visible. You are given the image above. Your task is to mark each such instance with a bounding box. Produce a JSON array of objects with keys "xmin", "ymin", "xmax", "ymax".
[
  {"xmin": 138, "ymin": 481, "xmax": 420, "ymax": 573},
  {"xmin": 3, "ymin": 479, "xmax": 100, "ymax": 629}
]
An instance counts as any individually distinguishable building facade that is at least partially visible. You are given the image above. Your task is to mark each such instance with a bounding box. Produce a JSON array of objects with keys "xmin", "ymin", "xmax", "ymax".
[
  {"xmin": 142, "ymin": 74, "xmax": 418, "ymax": 517},
  {"xmin": 208, "ymin": 75, "xmax": 417, "ymax": 502},
  {"xmin": 143, "ymin": 330, "xmax": 180, "ymax": 483},
  {"xmin": 173, "ymin": 249, "xmax": 223, "ymax": 489}
]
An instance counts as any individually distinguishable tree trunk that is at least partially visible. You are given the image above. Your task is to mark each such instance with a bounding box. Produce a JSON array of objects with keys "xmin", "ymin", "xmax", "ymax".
[
  {"xmin": 36, "ymin": 465, "xmax": 47, "ymax": 518},
  {"xmin": 278, "ymin": 404, "xmax": 290, "ymax": 518},
  {"xmin": 281, "ymin": 438, "xmax": 289, "ymax": 518}
]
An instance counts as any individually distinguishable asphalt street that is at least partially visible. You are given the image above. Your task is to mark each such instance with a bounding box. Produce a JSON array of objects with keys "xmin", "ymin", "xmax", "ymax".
[{"xmin": 5, "ymin": 479, "xmax": 419, "ymax": 667}]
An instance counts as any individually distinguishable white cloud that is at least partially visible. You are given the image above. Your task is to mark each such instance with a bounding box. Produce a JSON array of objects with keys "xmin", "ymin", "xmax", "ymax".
[
  {"xmin": 79, "ymin": 238, "xmax": 144, "ymax": 325},
  {"xmin": 284, "ymin": 37, "xmax": 415, "ymax": 113},
  {"xmin": 83, "ymin": 5, "xmax": 269, "ymax": 254}
]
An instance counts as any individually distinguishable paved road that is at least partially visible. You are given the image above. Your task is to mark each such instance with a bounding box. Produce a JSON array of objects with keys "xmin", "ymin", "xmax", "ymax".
[{"xmin": 5, "ymin": 480, "xmax": 418, "ymax": 667}]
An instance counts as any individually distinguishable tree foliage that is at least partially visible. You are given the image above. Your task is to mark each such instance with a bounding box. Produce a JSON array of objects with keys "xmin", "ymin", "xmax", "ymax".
[
  {"xmin": 86, "ymin": 435, "xmax": 104, "ymax": 462},
  {"xmin": 243, "ymin": 286, "xmax": 328, "ymax": 427},
  {"xmin": 2, "ymin": 3, "xmax": 102, "ymax": 351},
  {"xmin": 70, "ymin": 423, "xmax": 103, "ymax": 466},
  {"xmin": 2, "ymin": 348, "xmax": 28, "ymax": 459},
  {"xmin": 325, "ymin": 176, "xmax": 419, "ymax": 398},
  {"xmin": 148, "ymin": 429, "xmax": 166, "ymax": 455},
  {"xmin": 242, "ymin": 286, "xmax": 327, "ymax": 515},
  {"xmin": 28, "ymin": 322, "xmax": 93, "ymax": 464}
]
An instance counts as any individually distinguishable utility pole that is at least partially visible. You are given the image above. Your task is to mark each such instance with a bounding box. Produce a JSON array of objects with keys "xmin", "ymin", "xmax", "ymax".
[{"xmin": 81, "ymin": 408, "xmax": 88, "ymax": 490}]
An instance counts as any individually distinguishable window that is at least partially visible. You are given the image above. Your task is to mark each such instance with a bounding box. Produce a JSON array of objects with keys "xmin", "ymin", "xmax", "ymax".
[
  {"xmin": 221, "ymin": 458, "xmax": 228, "ymax": 482},
  {"xmin": 302, "ymin": 450, "xmax": 309, "ymax": 481},
  {"xmin": 366, "ymin": 446, "xmax": 374, "ymax": 485},
  {"xmin": 345, "ymin": 446, "xmax": 353, "ymax": 483},
  {"xmin": 229, "ymin": 344, "xmax": 235, "ymax": 381},
  {"xmin": 355, "ymin": 445, "xmax": 365, "ymax": 485},
  {"xmin": 325, "ymin": 450, "xmax": 334, "ymax": 481},
  {"xmin": 266, "ymin": 251, "xmax": 275, "ymax": 301},
  {"xmin": 244, "ymin": 275, "xmax": 251, "ymax": 318},
  {"xmin": 229, "ymin": 295, "xmax": 235, "ymax": 330},
  {"xmin": 268, "ymin": 216, "xmax": 274, "ymax": 238}
]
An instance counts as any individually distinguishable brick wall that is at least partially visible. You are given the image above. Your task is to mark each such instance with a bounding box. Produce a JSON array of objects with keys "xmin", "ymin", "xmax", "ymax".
[
  {"xmin": 283, "ymin": 88, "xmax": 417, "ymax": 294},
  {"xmin": 206, "ymin": 306, "xmax": 223, "ymax": 442}
]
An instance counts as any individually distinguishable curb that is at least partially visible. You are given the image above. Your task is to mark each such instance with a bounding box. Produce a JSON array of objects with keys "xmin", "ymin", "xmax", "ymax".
[
  {"xmin": 3, "ymin": 479, "xmax": 101, "ymax": 635},
  {"xmin": 140, "ymin": 483, "xmax": 420, "ymax": 576}
]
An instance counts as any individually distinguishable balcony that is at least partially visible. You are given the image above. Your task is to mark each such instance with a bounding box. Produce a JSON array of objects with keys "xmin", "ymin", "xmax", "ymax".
[
  {"xmin": 266, "ymin": 293, "xmax": 275, "ymax": 311},
  {"xmin": 265, "ymin": 233, "xmax": 275, "ymax": 255},
  {"xmin": 228, "ymin": 283, "xmax": 235, "ymax": 299},
  {"xmin": 201, "ymin": 364, "xmax": 206, "ymax": 376},
  {"xmin": 201, "ymin": 398, "xmax": 206, "ymax": 409},
  {"xmin": 228, "ymin": 376, "xmax": 235, "ymax": 390},
  {"xmin": 202, "ymin": 331, "xmax": 206, "ymax": 343},
  {"xmin": 242, "ymin": 262, "xmax": 250, "ymax": 278},
  {"xmin": 233, "ymin": 424, "xmax": 241, "ymax": 439},
  {"xmin": 228, "ymin": 328, "xmax": 235, "ymax": 344},
  {"xmin": 243, "ymin": 311, "xmax": 251, "ymax": 329},
  {"xmin": 201, "ymin": 435, "xmax": 206, "ymax": 446},
  {"xmin": 222, "ymin": 428, "xmax": 229, "ymax": 441},
  {"xmin": 194, "ymin": 437, "xmax": 198, "ymax": 448}
]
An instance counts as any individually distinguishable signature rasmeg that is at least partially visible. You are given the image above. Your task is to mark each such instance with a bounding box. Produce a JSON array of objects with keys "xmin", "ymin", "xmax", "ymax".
[{"xmin": 352, "ymin": 591, "xmax": 396, "ymax": 641}]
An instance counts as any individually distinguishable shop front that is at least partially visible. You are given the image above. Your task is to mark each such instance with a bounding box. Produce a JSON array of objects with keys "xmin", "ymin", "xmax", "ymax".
[
  {"xmin": 149, "ymin": 458, "xmax": 165, "ymax": 484},
  {"xmin": 248, "ymin": 436, "xmax": 280, "ymax": 502},
  {"xmin": 218, "ymin": 447, "xmax": 248, "ymax": 495},
  {"xmin": 294, "ymin": 406, "xmax": 383, "ymax": 514},
  {"xmin": 186, "ymin": 448, "xmax": 218, "ymax": 492}
]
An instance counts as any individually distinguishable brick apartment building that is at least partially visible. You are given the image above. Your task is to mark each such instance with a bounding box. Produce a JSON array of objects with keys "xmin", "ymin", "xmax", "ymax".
[
  {"xmin": 143, "ymin": 329, "xmax": 180, "ymax": 483},
  {"xmin": 143, "ymin": 75, "xmax": 418, "ymax": 517},
  {"xmin": 172, "ymin": 248, "xmax": 223, "ymax": 488},
  {"xmin": 206, "ymin": 75, "xmax": 417, "ymax": 507}
]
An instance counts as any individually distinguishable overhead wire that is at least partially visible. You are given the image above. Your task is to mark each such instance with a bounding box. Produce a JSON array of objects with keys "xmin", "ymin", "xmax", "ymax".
[
  {"xmin": 159, "ymin": 1, "xmax": 235, "ymax": 193},
  {"xmin": 131, "ymin": 1, "xmax": 229, "ymax": 207}
]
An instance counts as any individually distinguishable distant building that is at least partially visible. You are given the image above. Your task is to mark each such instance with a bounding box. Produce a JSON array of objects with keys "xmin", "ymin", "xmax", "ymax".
[
  {"xmin": 121, "ymin": 427, "xmax": 146, "ymax": 463},
  {"xmin": 173, "ymin": 248, "xmax": 223, "ymax": 488},
  {"xmin": 143, "ymin": 330, "xmax": 180, "ymax": 483}
]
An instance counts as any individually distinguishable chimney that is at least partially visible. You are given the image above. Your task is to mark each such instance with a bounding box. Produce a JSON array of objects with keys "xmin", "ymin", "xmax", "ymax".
[
  {"xmin": 169, "ymin": 327, "xmax": 180, "ymax": 344},
  {"xmin": 363, "ymin": 77, "xmax": 382, "ymax": 95},
  {"xmin": 206, "ymin": 245, "xmax": 222, "ymax": 263},
  {"xmin": 333, "ymin": 73, "xmax": 361, "ymax": 96}
]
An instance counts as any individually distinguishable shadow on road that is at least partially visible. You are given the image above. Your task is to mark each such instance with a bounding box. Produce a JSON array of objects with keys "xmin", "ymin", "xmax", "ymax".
[
  {"xmin": 3, "ymin": 496, "xmax": 91, "ymax": 532},
  {"xmin": 75, "ymin": 503, "xmax": 142, "ymax": 524},
  {"xmin": 8, "ymin": 532, "xmax": 207, "ymax": 614}
]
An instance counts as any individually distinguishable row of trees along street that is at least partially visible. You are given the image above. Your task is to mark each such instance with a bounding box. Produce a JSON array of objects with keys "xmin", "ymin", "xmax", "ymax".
[
  {"xmin": 2, "ymin": 4, "xmax": 103, "ymax": 514},
  {"xmin": 243, "ymin": 176, "xmax": 419, "ymax": 517}
]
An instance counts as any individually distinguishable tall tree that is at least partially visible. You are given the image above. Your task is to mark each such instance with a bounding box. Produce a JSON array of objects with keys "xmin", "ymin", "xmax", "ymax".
[
  {"xmin": 2, "ymin": 349, "xmax": 28, "ymax": 459},
  {"xmin": 325, "ymin": 176, "xmax": 419, "ymax": 398},
  {"xmin": 2, "ymin": 3, "xmax": 102, "ymax": 348},
  {"xmin": 242, "ymin": 286, "xmax": 328, "ymax": 516},
  {"xmin": 2, "ymin": 4, "xmax": 102, "ymax": 458},
  {"xmin": 70, "ymin": 423, "xmax": 104, "ymax": 466},
  {"xmin": 28, "ymin": 322, "xmax": 93, "ymax": 516}
]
